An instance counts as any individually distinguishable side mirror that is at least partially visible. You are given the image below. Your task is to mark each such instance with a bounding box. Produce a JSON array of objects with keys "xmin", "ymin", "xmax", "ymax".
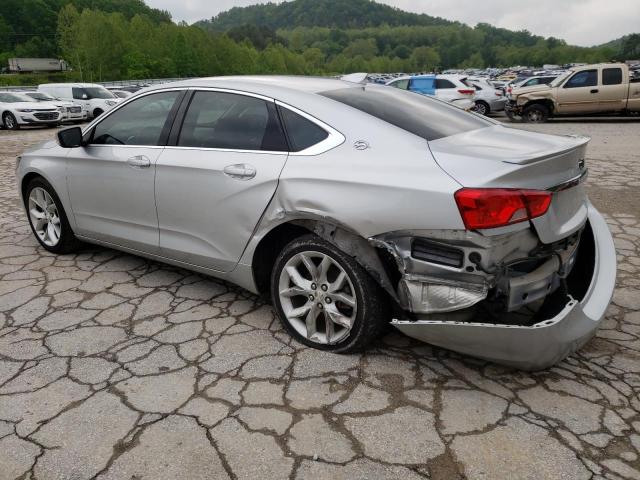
[{"xmin": 57, "ymin": 127, "xmax": 84, "ymax": 148}]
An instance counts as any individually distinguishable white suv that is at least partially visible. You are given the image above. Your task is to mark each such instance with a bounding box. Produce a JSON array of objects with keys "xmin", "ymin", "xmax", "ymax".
[
  {"xmin": 386, "ymin": 74, "xmax": 476, "ymax": 110},
  {"xmin": 38, "ymin": 83, "xmax": 120, "ymax": 120}
]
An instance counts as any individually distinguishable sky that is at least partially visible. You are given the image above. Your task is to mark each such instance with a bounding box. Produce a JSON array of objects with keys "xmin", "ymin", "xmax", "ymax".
[{"xmin": 145, "ymin": 0, "xmax": 639, "ymax": 47}]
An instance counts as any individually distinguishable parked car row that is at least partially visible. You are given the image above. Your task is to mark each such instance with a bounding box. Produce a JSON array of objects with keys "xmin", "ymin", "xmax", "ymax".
[
  {"xmin": 384, "ymin": 74, "xmax": 506, "ymax": 115},
  {"xmin": 1, "ymin": 82, "xmax": 122, "ymax": 130}
]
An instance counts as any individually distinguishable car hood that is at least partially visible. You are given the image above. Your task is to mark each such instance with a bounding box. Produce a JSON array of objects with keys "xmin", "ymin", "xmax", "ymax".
[
  {"xmin": 511, "ymin": 84, "xmax": 552, "ymax": 95},
  {"xmin": 7, "ymin": 101, "xmax": 59, "ymax": 110}
]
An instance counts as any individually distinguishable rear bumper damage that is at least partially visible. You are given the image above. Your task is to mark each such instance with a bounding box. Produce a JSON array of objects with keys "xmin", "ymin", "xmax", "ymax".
[{"xmin": 385, "ymin": 204, "xmax": 616, "ymax": 370}]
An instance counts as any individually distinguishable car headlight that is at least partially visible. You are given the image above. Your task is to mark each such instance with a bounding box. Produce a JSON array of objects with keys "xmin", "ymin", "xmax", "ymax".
[
  {"xmin": 106, "ymin": 100, "xmax": 117, "ymax": 106},
  {"xmin": 58, "ymin": 107, "xmax": 65, "ymax": 112},
  {"xmin": 17, "ymin": 109, "xmax": 34, "ymax": 113}
]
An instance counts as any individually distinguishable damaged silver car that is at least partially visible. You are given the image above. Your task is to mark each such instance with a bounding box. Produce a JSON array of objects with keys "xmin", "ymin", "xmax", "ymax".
[{"xmin": 16, "ymin": 76, "xmax": 616, "ymax": 370}]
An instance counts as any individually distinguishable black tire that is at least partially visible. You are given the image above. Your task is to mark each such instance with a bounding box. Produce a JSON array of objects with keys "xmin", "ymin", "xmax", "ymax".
[
  {"xmin": 474, "ymin": 101, "xmax": 490, "ymax": 116},
  {"xmin": 3, "ymin": 112, "xmax": 19, "ymax": 130},
  {"xmin": 24, "ymin": 177, "xmax": 82, "ymax": 254},
  {"xmin": 522, "ymin": 104, "xmax": 549, "ymax": 123},
  {"xmin": 271, "ymin": 234, "xmax": 389, "ymax": 353},
  {"xmin": 93, "ymin": 108, "xmax": 104, "ymax": 119}
]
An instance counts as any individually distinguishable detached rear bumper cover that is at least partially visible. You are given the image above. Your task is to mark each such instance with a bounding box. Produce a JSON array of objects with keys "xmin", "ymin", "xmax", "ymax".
[{"xmin": 392, "ymin": 204, "xmax": 616, "ymax": 371}]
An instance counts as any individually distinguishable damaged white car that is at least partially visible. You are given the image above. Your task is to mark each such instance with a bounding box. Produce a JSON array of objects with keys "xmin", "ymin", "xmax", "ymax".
[{"xmin": 15, "ymin": 76, "xmax": 616, "ymax": 370}]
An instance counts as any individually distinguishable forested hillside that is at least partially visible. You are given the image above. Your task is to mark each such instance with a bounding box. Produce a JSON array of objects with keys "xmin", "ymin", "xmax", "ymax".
[
  {"xmin": 0, "ymin": 0, "xmax": 637, "ymax": 85},
  {"xmin": 197, "ymin": 0, "xmax": 455, "ymax": 31}
]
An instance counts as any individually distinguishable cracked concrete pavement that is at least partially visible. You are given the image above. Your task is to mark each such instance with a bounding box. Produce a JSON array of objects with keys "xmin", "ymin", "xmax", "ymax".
[{"xmin": 1, "ymin": 119, "xmax": 639, "ymax": 479}]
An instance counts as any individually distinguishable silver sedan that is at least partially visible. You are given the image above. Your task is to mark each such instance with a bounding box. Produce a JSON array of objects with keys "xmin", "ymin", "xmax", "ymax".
[{"xmin": 15, "ymin": 76, "xmax": 616, "ymax": 370}]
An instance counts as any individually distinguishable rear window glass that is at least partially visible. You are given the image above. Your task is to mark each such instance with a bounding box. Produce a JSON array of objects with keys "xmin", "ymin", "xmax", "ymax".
[
  {"xmin": 320, "ymin": 85, "xmax": 491, "ymax": 141},
  {"xmin": 603, "ymin": 68, "xmax": 622, "ymax": 85}
]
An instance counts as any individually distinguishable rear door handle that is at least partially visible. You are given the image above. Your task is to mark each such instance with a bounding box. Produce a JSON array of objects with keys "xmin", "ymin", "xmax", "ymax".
[
  {"xmin": 127, "ymin": 155, "xmax": 151, "ymax": 168},
  {"xmin": 590, "ymin": 89, "xmax": 599, "ymax": 94},
  {"xmin": 223, "ymin": 163, "xmax": 256, "ymax": 180}
]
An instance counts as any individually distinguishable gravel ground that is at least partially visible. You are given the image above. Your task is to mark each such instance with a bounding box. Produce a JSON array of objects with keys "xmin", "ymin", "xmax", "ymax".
[{"xmin": 0, "ymin": 118, "xmax": 639, "ymax": 480}]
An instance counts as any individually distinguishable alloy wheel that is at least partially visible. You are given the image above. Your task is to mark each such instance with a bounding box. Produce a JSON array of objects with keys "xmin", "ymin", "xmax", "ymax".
[
  {"xmin": 28, "ymin": 187, "xmax": 61, "ymax": 247},
  {"xmin": 278, "ymin": 251, "xmax": 357, "ymax": 345},
  {"xmin": 4, "ymin": 114, "xmax": 15, "ymax": 129}
]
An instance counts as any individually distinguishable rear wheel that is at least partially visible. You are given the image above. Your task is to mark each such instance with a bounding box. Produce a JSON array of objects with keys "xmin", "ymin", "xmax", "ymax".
[
  {"xmin": 271, "ymin": 234, "xmax": 388, "ymax": 353},
  {"xmin": 25, "ymin": 177, "xmax": 82, "ymax": 254},
  {"xmin": 474, "ymin": 101, "xmax": 490, "ymax": 116},
  {"xmin": 3, "ymin": 112, "xmax": 19, "ymax": 130},
  {"xmin": 523, "ymin": 104, "xmax": 549, "ymax": 123}
]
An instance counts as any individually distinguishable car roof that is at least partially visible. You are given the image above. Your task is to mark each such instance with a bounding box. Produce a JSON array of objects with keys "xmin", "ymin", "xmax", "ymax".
[
  {"xmin": 147, "ymin": 76, "xmax": 359, "ymax": 98},
  {"xmin": 39, "ymin": 83, "xmax": 106, "ymax": 88}
]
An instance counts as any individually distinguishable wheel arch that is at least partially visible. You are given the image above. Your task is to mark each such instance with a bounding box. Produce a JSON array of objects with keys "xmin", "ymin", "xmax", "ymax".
[
  {"xmin": 251, "ymin": 218, "xmax": 401, "ymax": 305},
  {"xmin": 523, "ymin": 98, "xmax": 555, "ymax": 115}
]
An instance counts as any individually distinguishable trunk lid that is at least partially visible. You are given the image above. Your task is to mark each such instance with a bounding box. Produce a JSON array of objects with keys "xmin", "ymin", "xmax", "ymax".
[{"xmin": 429, "ymin": 125, "xmax": 589, "ymax": 243}]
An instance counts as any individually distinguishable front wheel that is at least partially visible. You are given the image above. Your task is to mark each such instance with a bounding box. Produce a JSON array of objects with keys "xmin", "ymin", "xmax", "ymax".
[
  {"xmin": 3, "ymin": 112, "xmax": 19, "ymax": 130},
  {"xmin": 271, "ymin": 234, "xmax": 388, "ymax": 353},
  {"xmin": 25, "ymin": 177, "xmax": 82, "ymax": 254},
  {"xmin": 522, "ymin": 104, "xmax": 550, "ymax": 123},
  {"xmin": 92, "ymin": 108, "xmax": 104, "ymax": 119}
]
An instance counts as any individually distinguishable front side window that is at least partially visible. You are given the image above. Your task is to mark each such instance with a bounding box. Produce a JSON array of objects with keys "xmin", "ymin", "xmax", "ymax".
[
  {"xmin": 603, "ymin": 68, "xmax": 622, "ymax": 85},
  {"xmin": 91, "ymin": 91, "xmax": 181, "ymax": 146},
  {"xmin": 411, "ymin": 78, "xmax": 435, "ymax": 91},
  {"xmin": 178, "ymin": 91, "xmax": 287, "ymax": 151},
  {"xmin": 564, "ymin": 70, "xmax": 598, "ymax": 89},
  {"xmin": 73, "ymin": 87, "xmax": 115, "ymax": 100},
  {"xmin": 279, "ymin": 107, "xmax": 328, "ymax": 152}
]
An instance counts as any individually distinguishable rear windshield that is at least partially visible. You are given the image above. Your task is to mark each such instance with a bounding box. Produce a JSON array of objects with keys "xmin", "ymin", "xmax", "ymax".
[{"xmin": 320, "ymin": 85, "xmax": 490, "ymax": 141}]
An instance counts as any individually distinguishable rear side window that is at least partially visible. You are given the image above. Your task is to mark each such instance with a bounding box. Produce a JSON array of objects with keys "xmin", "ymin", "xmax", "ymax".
[
  {"xmin": 603, "ymin": 68, "xmax": 622, "ymax": 85},
  {"xmin": 278, "ymin": 107, "xmax": 328, "ymax": 152},
  {"xmin": 435, "ymin": 79, "xmax": 456, "ymax": 89},
  {"xmin": 321, "ymin": 85, "xmax": 491, "ymax": 142},
  {"xmin": 564, "ymin": 70, "xmax": 598, "ymax": 88},
  {"xmin": 178, "ymin": 91, "xmax": 287, "ymax": 151}
]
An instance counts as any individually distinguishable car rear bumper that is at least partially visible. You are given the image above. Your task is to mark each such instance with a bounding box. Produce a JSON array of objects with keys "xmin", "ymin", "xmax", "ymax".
[
  {"xmin": 488, "ymin": 98, "xmax": 507, "ymax": 111},
  {"xmin": 392, "ymin": 204, "xmax": 616, "ymax": 370}
]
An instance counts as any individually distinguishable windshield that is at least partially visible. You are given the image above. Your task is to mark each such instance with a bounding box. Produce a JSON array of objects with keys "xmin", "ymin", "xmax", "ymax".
[
  {"xmin": 550, "ymin": 72, "xmax": 572, "ymax": 87},
  {"xmin": 73, "ymin": 87, "xmax": 115, "ymax": 100},
  {"xmin": 321, "ymin": 85, "xmax": 492, "ymax": 141},
  {"xmin": 27, "ymin": 92, "xmax": 56, "ymax": 101},
  {"xmin": 0, "ymin": 93, "xmax": 35, "ymax": 103}
]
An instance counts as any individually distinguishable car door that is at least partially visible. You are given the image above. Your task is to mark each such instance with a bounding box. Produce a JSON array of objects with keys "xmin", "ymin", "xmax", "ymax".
[
  {"xmin": 599, "ymin": 67, "xmax": 626, "ymax": 112},
  {"xmin": 155, "ymin": 89, "xmax": 290, "ymax": 272},
  {"xmin": 66, "ymin": 89, "xmax": 184, "ymax": 253},
  {"xmin": 556, "ymin": 69, "xmax": 600, "ymax": 114},
  {"xmin": 409, "ymin": 78, "xmax": 436, "ymax": 96}
]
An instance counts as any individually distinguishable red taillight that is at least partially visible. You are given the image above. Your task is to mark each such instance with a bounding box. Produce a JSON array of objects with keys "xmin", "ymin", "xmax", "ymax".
[
  {"xmin": 458, "ymin": 89, "xmax": 475, "ymax": 95},
  {"xmin": 454, "ymin": 188, "xmax": 552, "ymax": 230},
  {"xmin": 507, "ymin": 87, "xmax": 512, "ymax": 94}
]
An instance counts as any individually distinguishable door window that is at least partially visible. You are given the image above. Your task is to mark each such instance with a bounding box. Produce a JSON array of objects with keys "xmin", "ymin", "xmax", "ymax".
[
  {"xmin": 389, "ymin": 79, "xmax": 409, "ymax": 90},
  {"xmin": 178, "ymin": 91, "xmax": 287, "ymax": 151},
  {"xmin": 279, "ymin": 107, "xmax": 328, "ymax": 152},
  {"xmin": 603, "ymin": 68, "xmax": 623, "ymax": 85},
  {"xmin": 410, "ymin": 78, "xmax": 435, "ymax": 91},
  {"xmin": 564, "ymin": 70, "xmax": 598, "ymax": 88},
  {"xmin": 91, "ymin": 91, "xmax": 181, "ymax": 146}
]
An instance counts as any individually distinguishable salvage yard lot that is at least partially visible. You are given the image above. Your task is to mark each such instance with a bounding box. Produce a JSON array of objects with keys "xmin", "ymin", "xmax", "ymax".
[{"xmin": 1, "ymin": 118, "xmax": 639, "ymax": 479}]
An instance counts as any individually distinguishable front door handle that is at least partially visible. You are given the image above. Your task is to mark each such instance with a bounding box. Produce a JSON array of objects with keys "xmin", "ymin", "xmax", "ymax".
[
  {"xmin": 127, "ymin": 155, "xmax": 151, "ymax": 168},
  {"xmin": 223, "ymin": 164, "xmax": 256, "ymax": 180},
  {"xmin": 590, "ymin": 89, "xmax": 599, "ymax": 94}
]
